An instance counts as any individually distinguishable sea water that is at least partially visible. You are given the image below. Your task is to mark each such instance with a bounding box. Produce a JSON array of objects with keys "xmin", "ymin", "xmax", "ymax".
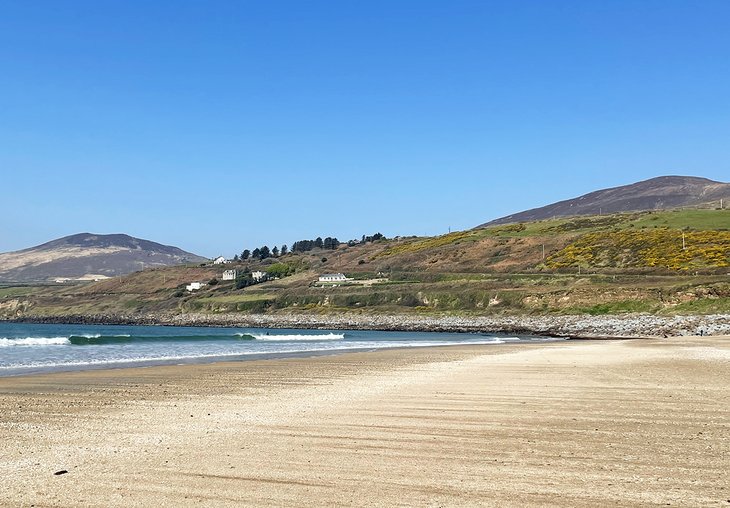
[{"xmin": 0, "ymin": 322, "xmax": 563, "ymax": 376}]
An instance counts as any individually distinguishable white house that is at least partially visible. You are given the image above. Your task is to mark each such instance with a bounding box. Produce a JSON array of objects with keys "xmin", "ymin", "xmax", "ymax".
[
  {"xmin": 212, "ymin": 256, "xmax": 227, "ymax": 265},
  {"xmin": 186, "ymin": 282, "xmax": 205, "ymax": 292},
  {"xmin": 251, "ymin": 270, "xmax": 267, "ymax": 282},
  {"xmin": 318, "ymin": 273, "xmax": 348, "ymax": 283},
  {"xmin": 222, "ymin": 269, "xmax": 237, "ymax": 281}
]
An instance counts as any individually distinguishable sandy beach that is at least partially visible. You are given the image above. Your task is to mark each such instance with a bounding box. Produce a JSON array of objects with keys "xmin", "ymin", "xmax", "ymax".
[{"xmin": 1, "ymin": 337, "xmax": 728, "ymax": 507}]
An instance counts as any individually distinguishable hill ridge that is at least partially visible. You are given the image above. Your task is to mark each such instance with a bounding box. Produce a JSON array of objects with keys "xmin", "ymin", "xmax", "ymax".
[
  {"xmin": 0, "ymin": 233, "xmax": 207, "ymax": 282},
  {"xmin": 482, "ymin": 175, "xmax": 730, "ymax": 226},
  {"xmin": 27, "ymin": 232, "xmax": 195, "ymax": 257}
]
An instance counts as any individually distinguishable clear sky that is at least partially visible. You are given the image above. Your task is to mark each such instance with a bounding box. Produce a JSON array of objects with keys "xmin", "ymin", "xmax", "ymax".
[{"xmin": 1, "ymin": 1, "xmax": 728, "ymax": 257}]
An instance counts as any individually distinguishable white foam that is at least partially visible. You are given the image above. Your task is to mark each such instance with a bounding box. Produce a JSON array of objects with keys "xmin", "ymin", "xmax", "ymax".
[
  {"xmin": 250, "ymin": 333, "xmax": 345, "ymax": 341},
  {"xmin": 0, "ymin": 337, "xmax": 71, "ymax": 347}
]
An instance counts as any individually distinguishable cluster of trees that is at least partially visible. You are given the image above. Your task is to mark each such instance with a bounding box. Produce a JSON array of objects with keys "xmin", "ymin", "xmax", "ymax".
[
  {"xmin": 234, "ymin": 232, "xmax": 386, "ymax": 262},
  {"xmin": 291, "ymin": 237, "xmax": 341, "ymax": 252},
  {"xmin": 234, "ymin": 268, "xmax": 255, "ymax": 289},
  {"xmin": 234, "ymin": 244, "xmax": 289, "ymax": 262},
  {"xmin": 234, "ymin": 263, "xmax": 295, "ymax": 289},
  {"xmin": 347, "ymin": 232, "xmax": 386, "ymax": 246}
]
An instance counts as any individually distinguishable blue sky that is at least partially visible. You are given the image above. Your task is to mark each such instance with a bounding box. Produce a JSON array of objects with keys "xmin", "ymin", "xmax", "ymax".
[{"xmin": 1, "ymin": 1, "xmax": 728, "ymax": 257}]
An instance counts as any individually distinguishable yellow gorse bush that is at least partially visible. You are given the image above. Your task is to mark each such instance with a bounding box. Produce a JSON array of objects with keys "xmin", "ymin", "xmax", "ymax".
[
  {"xmin": 373, "ymin": 230, "xmax": 479, "ymax": 259},
  {"xmin": 546, "ymin": 229, "xmax": 730, "ymax": 270}
]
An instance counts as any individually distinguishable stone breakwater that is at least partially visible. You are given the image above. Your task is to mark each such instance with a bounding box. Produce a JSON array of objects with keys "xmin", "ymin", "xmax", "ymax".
[{"xmin": 7, "ymin": 312, "xmax": 730, "ymax": 338}]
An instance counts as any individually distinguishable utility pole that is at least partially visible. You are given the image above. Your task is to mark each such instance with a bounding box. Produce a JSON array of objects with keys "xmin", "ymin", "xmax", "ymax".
[
  {"xmin": 542, "ymin": 244, "xmax": 545, "ymax": 260},
  {"xmin": 682, "ymin": 232, "xmax": 686, "ymax": 251}
]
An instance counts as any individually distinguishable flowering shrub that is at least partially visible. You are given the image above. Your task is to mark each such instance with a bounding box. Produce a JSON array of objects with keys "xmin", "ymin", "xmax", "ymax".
[{"xmin": 546, "ymin": 229, "xmax": 730, "ymax": 270}]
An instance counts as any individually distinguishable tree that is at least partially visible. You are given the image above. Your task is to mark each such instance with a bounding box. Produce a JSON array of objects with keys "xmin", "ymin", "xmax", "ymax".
[
  {"xmin": 272, "ymin": 246, "xmax": 279, "ymax": 257},
  {"xmin": 315, "ymin": 237, "xmax": 324, "ymax": 249},
  {"xmin": 280, "ymin": 244, "xmax": 288, "ymax": 256},
  {"xmin": 260, "ymin": 245, "xmax": 271, "ymax": 259},
  {"xmin": 251, "ymin": 248, "xmax": 261, "ymax": 259},
  {"xmin": 266, "ymin": 263, "xmax": 293, "ymax": 279},
  {"xmin": 233, "ymin": 254, "xmax": 239, "ymax": 262},
  {"xmin": 241, "ymin": 249, "xmax": 250, "ymax": 260},
  {"xmin": 235, "ymin": 272, "xmax": 253, "ymax": 289},
  {"xmin": 324, "ymin": 236, "xmax": 340, "ymax": 250},
  {"xmin": 360, "ymin": 232, "xmax": 385, "ymax": 244}
]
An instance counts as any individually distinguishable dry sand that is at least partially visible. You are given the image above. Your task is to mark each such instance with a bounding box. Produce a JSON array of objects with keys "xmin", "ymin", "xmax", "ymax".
[{"xmin": 0, "ymin": 337, "xmax": 728, "ymax": 507}]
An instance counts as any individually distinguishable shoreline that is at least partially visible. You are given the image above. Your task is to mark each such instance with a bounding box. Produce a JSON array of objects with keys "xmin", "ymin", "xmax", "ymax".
[
  {"xmin": 0, "ymin": 338, "xmax": 569, "ymax": 379},
  {"xmin": 5, "ymin": 310, "xmax": 730, "ymax": 338},
  {"xmin": 1, "ymin": 337, "xmax": 727, "ymax": 506},
  {"xmin": 0, "ymin": 325, "xmax": 575, "ymax": 379}
]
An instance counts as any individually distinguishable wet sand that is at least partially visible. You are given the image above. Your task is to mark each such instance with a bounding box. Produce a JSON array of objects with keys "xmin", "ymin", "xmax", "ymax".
[{"xmin": 1, "ymin": 337, "xmax": 728, "ymax": 507}]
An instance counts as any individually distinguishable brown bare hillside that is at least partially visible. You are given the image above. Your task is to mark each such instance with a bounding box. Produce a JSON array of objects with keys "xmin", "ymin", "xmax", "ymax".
[
  {"xmin": 483, "ymin": 176, "xmax": 730, "ymax": 226},
  {"xmin": 0, "ymin": 233, "xmax": 207, "ymax": 282}
]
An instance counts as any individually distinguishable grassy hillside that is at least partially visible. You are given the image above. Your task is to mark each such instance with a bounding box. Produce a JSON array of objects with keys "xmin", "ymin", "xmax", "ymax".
[{"xmin": 2, "ymin": 209, "xmax": 729, "ymax": 319}]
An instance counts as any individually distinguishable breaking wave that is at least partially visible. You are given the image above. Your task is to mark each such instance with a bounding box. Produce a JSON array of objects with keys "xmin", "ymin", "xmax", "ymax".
[
  {"xmin": 0, "ymin": 332, "xmax": 344, "ymax": 346},
  {"xmin": 245, "ymin": 332, "xmax": 345, "ymax": 341},
  {"xmin": 0, "ymin": 337, "xmax": 71, "ymax": 347}
]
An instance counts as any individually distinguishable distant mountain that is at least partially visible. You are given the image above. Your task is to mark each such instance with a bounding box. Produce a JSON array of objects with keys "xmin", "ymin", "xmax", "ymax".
[
  {"xmin": 0, "ymin": 233, "xmax": 208, "ymax": 282},
  {"xmin": 482, "ymin": 176, "xmax": 730, "ymax": 226}
]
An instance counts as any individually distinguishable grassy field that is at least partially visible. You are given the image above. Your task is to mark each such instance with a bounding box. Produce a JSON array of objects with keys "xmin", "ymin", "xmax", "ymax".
[
  {"xmin": 0, "ymin": 286, "xmax": 41, "ymax": 298},
  {"xmin": 628, "ymin": 209, "xmax": 730, "ymax": 230}
]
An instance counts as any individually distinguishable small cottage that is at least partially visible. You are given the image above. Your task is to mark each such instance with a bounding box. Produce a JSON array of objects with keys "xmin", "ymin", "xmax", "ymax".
[
  {"xmin": 222, "ymin": 269, "xmax": 237, "ymax": 281},
  {"xmin": 251, "ymin": 270, "xmax": 267, "ymax": 282},
  {"xmin": 186, "ymin": 282, "xmax": 205, "ymax": 292},
  {"xmin": 212, "ymin": 256, "xmax": 227, "ymax": 265},
  {"xmin": 318, "ymin": 273, "xmax": 348, "ymax": 283}
]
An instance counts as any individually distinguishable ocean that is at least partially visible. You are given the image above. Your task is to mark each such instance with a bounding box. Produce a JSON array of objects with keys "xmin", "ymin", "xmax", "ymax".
[{"xmin": 0, "ymin": 322, "xmax": 562, "ymax": 376}]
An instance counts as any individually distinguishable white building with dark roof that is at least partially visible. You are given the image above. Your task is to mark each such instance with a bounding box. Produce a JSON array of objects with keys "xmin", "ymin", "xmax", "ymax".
[
  {"xmin": 222, "ymin": 269, "xmax": 237, "ymax": 281},
  {"xmin": 318, "ymin": 273, "xmax": 348, "ymax": 283}
]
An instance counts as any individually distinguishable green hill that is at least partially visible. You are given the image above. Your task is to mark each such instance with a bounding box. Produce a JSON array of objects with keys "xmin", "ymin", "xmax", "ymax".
[{"xmin": 2, "ymin": 208, "xmax": 729, "ymax": 320}]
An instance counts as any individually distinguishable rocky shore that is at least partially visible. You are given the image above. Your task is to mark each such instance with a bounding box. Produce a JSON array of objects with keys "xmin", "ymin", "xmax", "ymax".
[{"xmin": 6, "ymin": 311, "xmax": 730, "ymax": 338}]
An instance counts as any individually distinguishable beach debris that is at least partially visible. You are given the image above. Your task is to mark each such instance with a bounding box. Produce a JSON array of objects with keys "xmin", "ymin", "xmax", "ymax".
[{"xmin": 54, "ymin": 470, "xmax": 68, "ymax": 476}]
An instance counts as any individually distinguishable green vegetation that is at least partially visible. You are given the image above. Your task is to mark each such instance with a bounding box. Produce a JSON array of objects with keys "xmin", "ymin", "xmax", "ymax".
[
  {"xmin": 570, "ymin": 300, "xmax": 660, "ymax": 315},
  {"xmin": 665, "ymin": 297, "xmax": 730, "ymax": 315},
  {"xmin": 0, "ymin": 286, "xmax": 41, "ymax": 298},
  {"xmin": 184, "ymin": 293, "xmax": 277, "ymax": 313},
  {"xmin": 374, "ymin": 230, "xmax": 482, "ymax": 258},
  {"xmin": 266, "ymin": 263, "xmax": 295, "ymax": 278},
  {"xmin": 3, "ymin": 209, "xmax": 730, "ymax": 320},
  {"xmin": 547, "ymin": 229, "xmax": 730, "ymax": 271},
  {"xmin": 628, "ymin": 209, "xmax": 730, "ymax": 230}
]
